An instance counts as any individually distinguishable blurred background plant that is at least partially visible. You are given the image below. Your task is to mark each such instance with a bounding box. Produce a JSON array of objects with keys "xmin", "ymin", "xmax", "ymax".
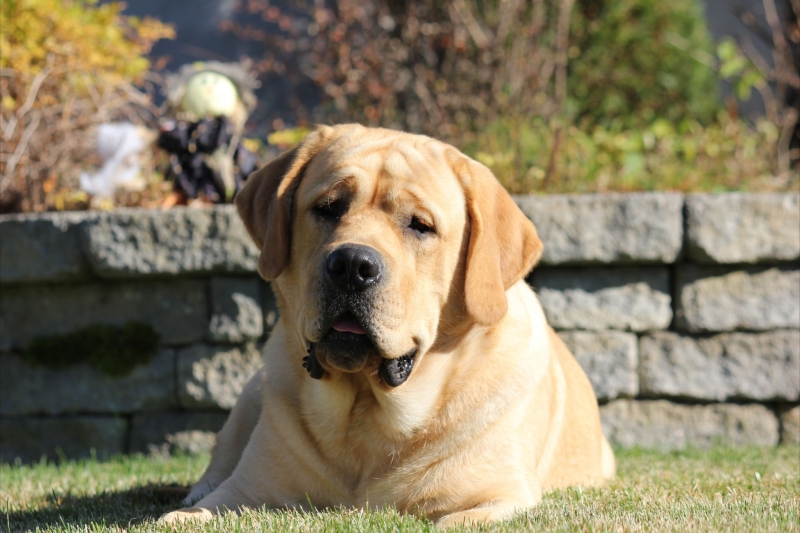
[
  {"xmin": 0, "ymin": 0, "xmax": 174, "ymax": 213},
  {"xmin": 236, "ymin": 0, "xmax": 798, "ymax": 193},
  {"xmin": 0, "ymin": 0, "xmax": 797, "ymax": 213},
  {"xmin": 234, "ymin": 0, "xmax": 574, "ymax": 139},
  {"xmin": 470, "ymin": 113, "xmax": 781, "ymax": 193},
  {"xmin": 715, "ymin": 0, "xmax": 799, "ymax": 180},
  {"xmin": 566, "ymin": 0, "xmax": 719, "ymax": 128}
]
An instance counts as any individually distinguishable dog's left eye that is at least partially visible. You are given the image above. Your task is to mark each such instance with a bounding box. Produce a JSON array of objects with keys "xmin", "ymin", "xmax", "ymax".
[
  {"xmin": 408, "ymin": 215, "xmax": 435, "ymax": 236},
  {"xmin": 313, "ymin": 200, "xmax": 344, "ymax": 221}
]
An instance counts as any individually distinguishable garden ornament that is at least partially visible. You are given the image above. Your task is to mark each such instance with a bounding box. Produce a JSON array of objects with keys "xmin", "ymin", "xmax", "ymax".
[{"xmin": 160, "ymin": 62, "xmax": 260, "ymax": 203}]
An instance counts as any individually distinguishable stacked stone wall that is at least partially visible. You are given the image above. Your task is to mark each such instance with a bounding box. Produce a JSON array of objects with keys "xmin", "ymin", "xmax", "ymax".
[{"xmin": 1, "ymin": 193, "xmax": 798, "ymax": 462}]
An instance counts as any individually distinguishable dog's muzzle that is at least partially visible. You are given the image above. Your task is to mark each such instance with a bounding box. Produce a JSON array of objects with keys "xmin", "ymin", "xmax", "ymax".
[{"xmin": 304, "ymin": 244, "xmax": 416, "ymax": 386}]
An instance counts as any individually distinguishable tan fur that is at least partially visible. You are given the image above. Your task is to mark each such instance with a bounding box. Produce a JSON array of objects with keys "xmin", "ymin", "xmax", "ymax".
[{"xmin": 161, "ymin": 124, "xmax": 614, "ymax": 527}]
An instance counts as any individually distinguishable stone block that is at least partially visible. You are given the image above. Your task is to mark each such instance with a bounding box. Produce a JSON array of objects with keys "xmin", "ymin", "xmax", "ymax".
[
  {"xmin": 533, "ymin": 267, "xmax": 671, "ymax": 332},
  {"xmin": 675, "ymin": 266, "xmax": 800, "ymax": 332},
  {"xmin": 0, "ymin": 280, "xmax": 208, "ymax": 350},
  {"xmin": 640, "ymin": 331, "xmax": 800, "ymax": 402},
  {"xmin": 780, "ymin": 406, "xmax": 800, "ymax": 446},
  {"xmin": 0, "ymin": 349, "xmax": 176, "ymax": 416},
  {"xmin": 178, "ymin": 343, "xmax": 263, "ymax": 409},
  {"xmin": 0, "ymin": 416, "xmax": 127, "ymax": 463},
  {"xmin": 129, "ymin": 412, "xmax": 228, "ymax": 455},
  {"xmin": 0, "ymin": 212, "xmax": 92, "ymax": 284},
  {"xmin": 558, "ymin": 331, "xmax": 638, "ymax": 401},
  {"xmin": 514, "ymin": 193, "xmax": 683, "ymax": 265},
  {"xmin": 686, "ymin": 193, "xmax": 800, "ymax": 264},
  {"xmin": 262, "ymin": 281, "xmax": 280, "ymax": 333},
  {"xmin": 79, "ymin": 206, "xmax": 259, "ymax": 278},
  {"xmin": 208, "ymin": 277, "xmax": 263, "ymax": 343},
  {"xmin": 600, "ymin": 400, "xmax": 779, "ymax": 450}
]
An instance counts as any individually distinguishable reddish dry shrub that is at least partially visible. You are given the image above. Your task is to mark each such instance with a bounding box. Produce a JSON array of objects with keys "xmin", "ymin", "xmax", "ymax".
[{"xmin": 232, "ymin": 0, "xmax": 573, "ymax": 144}]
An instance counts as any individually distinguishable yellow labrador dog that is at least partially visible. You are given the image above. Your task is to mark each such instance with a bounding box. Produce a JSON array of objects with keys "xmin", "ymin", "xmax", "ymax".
[{"xmin": 162, "ymin": 124, "xmax": 614, "ymax": 526}]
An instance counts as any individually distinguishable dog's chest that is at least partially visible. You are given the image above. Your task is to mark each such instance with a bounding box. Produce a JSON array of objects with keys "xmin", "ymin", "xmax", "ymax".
[{"xmin": 301, "ymin": 379, "xmax": 436, "ymax": 500}]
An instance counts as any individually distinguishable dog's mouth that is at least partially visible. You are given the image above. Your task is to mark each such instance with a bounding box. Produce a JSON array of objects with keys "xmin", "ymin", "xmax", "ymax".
[
  {"xmin": 331, "ymin": 312, "xmax": 366, "ymax": 335},
  {"xmin": 303, "ymin": 311, "xmax": 416, "ymax": 386},
  {"xmin": 308, "ymin": 311, "xmax": 375, "ymax": 374}
]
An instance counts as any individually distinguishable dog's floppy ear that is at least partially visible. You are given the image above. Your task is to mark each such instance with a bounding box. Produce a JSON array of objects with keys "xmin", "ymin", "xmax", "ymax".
[
  {"xmin": 449, "ymin": 151, "xmax": 544, "ymax": 325},
  {"xmin": 235, "ymin": 126, "xmax": 333, "ymax": 280}
]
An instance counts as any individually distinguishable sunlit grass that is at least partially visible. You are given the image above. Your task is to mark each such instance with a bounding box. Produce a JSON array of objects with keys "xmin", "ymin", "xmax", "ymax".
[{"xmin": 2, "ymin": 446, "xmax": 798, "ymax": 532}]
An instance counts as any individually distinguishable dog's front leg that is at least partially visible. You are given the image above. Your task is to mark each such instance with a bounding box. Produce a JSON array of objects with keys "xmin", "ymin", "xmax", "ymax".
[{"xmin": 184, "ymin": 366, "xmax": 266, "ymax": 504}]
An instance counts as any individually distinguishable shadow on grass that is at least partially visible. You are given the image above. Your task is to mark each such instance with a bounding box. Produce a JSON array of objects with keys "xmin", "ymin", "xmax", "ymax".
[{"xmin": 5, "ymin": 484, "xmax": 190, "ymax": 532}]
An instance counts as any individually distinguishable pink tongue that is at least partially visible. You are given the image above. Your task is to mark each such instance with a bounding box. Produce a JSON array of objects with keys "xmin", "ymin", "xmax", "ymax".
[{"xmin": 332, "ymin": 315, "xmax": 366, "ymax": 334}]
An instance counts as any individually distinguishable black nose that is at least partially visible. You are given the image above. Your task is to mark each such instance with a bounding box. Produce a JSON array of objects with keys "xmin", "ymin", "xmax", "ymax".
[{"xmin": 325, "ymin": 245, "xmax": 383, "ymax": 293}]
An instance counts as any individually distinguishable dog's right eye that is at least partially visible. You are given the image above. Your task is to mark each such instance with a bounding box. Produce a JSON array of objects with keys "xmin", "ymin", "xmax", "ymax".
[
  {"xmin": 313, "ymin": 200, "xmax": 344, "ymax": 221},
  {"xmin": 408, "ymin": 215, "xmax": 435, "ymax": 236}
]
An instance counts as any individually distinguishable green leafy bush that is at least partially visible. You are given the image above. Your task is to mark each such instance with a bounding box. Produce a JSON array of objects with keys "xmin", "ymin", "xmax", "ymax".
[
  {"xmin": 567, "ymin": 0, "xmax": 718, "ymax": 127},
  {"xmin": 467, "ymin": 114, "xmax": 792, "ymax": 194}
]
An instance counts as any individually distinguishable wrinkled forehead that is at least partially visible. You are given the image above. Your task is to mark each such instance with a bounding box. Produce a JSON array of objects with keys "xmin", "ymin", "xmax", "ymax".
[{"xmin": 297, "ymin": 131, "xmax": 465, "ymax": 213}]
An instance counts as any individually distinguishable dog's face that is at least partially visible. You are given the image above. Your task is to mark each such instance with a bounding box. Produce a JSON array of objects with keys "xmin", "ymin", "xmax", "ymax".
[
  {"xmin": 286, "ymin": 129, "xmax": 470, "ymax": 384},
  {"xmin": 236, "ymin": 125, "xmax": 543, "ymax": 388}
]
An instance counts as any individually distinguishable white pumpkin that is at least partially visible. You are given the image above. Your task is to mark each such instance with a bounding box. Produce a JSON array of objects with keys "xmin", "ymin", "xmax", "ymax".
[{"xmin": 180, "ymin": 71, "xmax": 239, "ymax": 118}]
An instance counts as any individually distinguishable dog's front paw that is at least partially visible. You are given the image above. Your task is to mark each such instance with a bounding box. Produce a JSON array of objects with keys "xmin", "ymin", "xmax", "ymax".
[
  {"xmin": 160, "ymin": 506, "xmax": 214, "ymax": 524},
  {"xmin": 435, "ymin": 504, "xmax": 521, "ymax": 528}
]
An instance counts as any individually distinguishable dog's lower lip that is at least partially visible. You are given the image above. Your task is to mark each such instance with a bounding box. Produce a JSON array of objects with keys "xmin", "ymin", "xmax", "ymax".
[
  {"xmin": 331, "ymin": 312, "xmax": 366, "ymax": 335},
  {"xmin": 380, "ymin": 349, "xmax": 417, "ymax": 387}
]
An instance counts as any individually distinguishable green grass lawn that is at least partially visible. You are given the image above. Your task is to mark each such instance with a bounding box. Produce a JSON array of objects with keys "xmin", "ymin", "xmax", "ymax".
[{"xmin": 2, "ymin": 446, "xmax": 798, "ymax": 532}]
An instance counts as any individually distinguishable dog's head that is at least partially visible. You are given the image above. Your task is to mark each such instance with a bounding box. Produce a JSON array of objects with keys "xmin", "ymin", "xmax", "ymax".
[{"xmin": 236, "ymin": 124, "xmax": 542, "ymax": 387}]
